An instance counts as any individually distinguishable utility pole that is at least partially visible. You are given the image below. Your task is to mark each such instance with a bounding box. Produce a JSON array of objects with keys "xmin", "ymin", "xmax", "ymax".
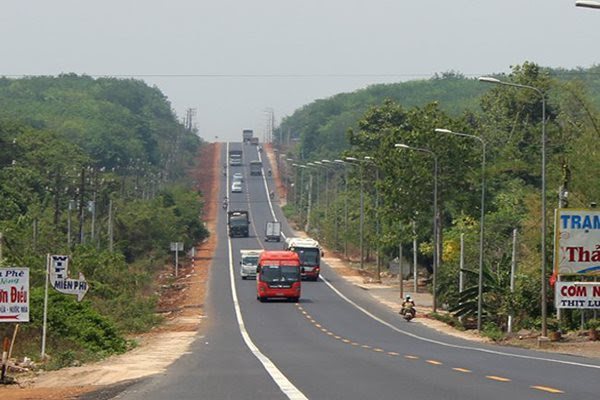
[
  {"xmin": 108, "ymin": 199, "xmax": 114, "ymax": 253},
  {"xmin": 79, "ymin": 167, "xmax": 86, "ymax": 244}
]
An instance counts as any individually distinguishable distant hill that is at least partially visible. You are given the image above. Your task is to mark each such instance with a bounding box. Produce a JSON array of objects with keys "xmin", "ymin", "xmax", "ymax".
[{"xmin": 279, "ymin": 65, "xmax": 600, "ymax": 160}]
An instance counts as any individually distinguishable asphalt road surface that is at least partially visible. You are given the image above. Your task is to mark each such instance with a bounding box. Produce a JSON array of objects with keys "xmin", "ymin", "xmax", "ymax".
[{"xmin": 109, "ymin": 143, "xmax": 600, "ymax": 400}]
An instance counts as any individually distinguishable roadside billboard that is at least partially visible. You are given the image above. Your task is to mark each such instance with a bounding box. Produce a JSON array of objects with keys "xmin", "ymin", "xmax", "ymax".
[
  {"xmin": 554, "ymin": 209, "xmax": 600, "ymax": 276},
  {"xmin": 0, "ymin": 267, "xmax": 29, "ymax": 322},
  {"xmin": 555, "ymin": 281, "xmax": 600, "ymax": 309}
]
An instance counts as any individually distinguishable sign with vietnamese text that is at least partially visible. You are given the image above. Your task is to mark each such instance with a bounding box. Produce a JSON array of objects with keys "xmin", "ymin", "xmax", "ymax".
[
  {"xmin": 50, "ymin": 255, "xmax": 89, "ymax": 301},
  {"xmin": 555, "ymin": 281, "xmax": 600, "ymax": 309},
  {"xmin": 555, "ymin": 209, "xmax": 600, "ymax": 276},
  {"xmin": 0, "ymin": 267, "xmax": 29, "ymax": 322}
]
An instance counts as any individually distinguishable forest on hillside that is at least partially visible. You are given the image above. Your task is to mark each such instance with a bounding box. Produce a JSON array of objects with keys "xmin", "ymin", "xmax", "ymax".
[
  {"xmin": 0, "ymin": 75, "xmax": 207, "ymax": 367},
  {"xmin": 278, "ymin": 62, "xmax": 600, "ymax": 336}
]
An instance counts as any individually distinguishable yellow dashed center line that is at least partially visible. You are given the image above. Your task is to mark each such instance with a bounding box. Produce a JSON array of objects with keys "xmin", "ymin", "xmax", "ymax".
[
  {"xmin": 320, "ymin": 328, "xmax": 328, "ymax": 332},
  {"xmin": 486, "ymin": 376, "xmax": 511, "ymax": 382},
  {"xmin": 351, "ymin": 342, "xmax": 359, "ymax": 346},
  {"xmin": 426, "ymin": 360, "xmax": 443, "ymax": 366},
  {"xmin": 387, "ymin": 352, "xmax": 400, "ymax": 356},
  {"xmin": 404, "ymin": 355, "xmax": 419, "ymax": 360},
  {"xmin": 315, "ymin": 323, "xmax": 321, "ymax": 328},
  {"xmin": 452, "ymin": 368, "xmax": 472, "ymax": 373},
  {"xmin": 334, "ymin": 335, "xmax": 342, "ymax": 339},
  {"xmin": 373, "ymin": 348, "xmax": 384, "ymax": 353},
  {"xmin": 342, "ymin": 339, "xmax": 351, "ymax": 343},
  {"xmin": 327, "ymin": 332, "xmax": 334, "ymax": 336},
  {"xmin": 530, "ymin": 385, "xmax": 564, "ymax": 394},
  {"xmin": 361, "ymin": 345, "xmax": 371, "ymax": 349}
]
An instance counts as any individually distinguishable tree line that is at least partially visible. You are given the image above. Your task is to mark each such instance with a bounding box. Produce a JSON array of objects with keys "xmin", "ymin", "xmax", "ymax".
[
  {"xmin": 0, "ymin": 74, "xmax": 207, "ymax": 368},
  {"xmin": 278, "ymin": 62, "xmax": 600, "ymax": 336}
]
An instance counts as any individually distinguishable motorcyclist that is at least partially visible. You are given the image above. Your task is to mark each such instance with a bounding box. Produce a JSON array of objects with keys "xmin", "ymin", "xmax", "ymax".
[
  {"xmin": 267, "ymin": 169, "xmax": 272, "ymax": 177},
  {"xmin": 222, "ymin": 198, "xmax": 228, "ymax": 209},
  {"xmin": 269, "ymin": 190, "xmax": 274, "ymax": 199},
  {"xmin": 400, "ymin": 295, "xmax": 416, "ymax": 316}
]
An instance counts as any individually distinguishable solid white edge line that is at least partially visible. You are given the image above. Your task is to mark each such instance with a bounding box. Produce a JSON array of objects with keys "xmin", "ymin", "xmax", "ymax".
[
  {"xmin": 226, "ymin": 142, "xmax": 308, "ymax": 400},
  {"xmin": 318, "ymin": 273, "xmax": 600, "ymax": 370},
  {"xmin": 257, "ymin": 149, "xmax": 287, "ymax": 240}
]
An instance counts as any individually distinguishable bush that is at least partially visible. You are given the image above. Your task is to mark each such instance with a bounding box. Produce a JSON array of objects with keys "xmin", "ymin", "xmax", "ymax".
[
  {"xmin": 429, "ymin": 312, "xmax": 465, "ymax": 331},
  {"xmin": 482, "ymin": 322, "xmax": 505, "ymax": 341}
]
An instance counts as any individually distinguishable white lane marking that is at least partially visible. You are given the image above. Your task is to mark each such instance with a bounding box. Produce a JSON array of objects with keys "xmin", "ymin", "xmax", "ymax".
[
  {"xmin": 226, "ymin": 142, "xmax": 308, "ymax": 400},
  {"xmin": 318, "ymin": 273, "xmax": 600, "ymax": 370},
  {"xmin": 257, "ymin": 149, "xmax": 287, "ymax": 241}
]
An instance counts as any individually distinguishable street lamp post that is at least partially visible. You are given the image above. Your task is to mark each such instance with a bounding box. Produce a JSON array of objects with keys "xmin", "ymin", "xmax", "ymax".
[
  {"xmin": 435, "ymin": 128, "xmax": 487, "ymax": 331},
  {"xmin": 335, "ymin": 159, "xmax": 350, "ymax": 259},
  {"xmin": 364, "ymin": 156, "xmax": 381, "ymax": 281},
  {"xmin": 395, "ymin": 144, "xmax": 439, "ymax": 312},
  {"xmin": 346, "ymin": 157, "xmax": 365, "ymax": 269},
  {"xmin": 479, "ymin": 76, "xmax": 549, "ymax": 337}
]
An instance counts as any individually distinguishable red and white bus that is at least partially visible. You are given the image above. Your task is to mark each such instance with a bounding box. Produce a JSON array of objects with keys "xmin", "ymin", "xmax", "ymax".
[
  {"xmin": 256, "ymin": 251, "xmax": 301, "ymax": 302},
  {"xmin": 285, "ymin": 238, "xmax": 323, "ymax": 281}
]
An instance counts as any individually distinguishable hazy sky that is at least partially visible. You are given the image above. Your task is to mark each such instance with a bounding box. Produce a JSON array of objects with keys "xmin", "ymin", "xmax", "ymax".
[{"xmin": 1, "ymin": 1, "xmax": 598, "ymax": 142}]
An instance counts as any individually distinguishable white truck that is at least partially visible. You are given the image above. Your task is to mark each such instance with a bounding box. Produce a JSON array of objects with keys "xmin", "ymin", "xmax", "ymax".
[
  {"xmin": 265, "ymin": 221, "xmax": 281, "ymax": 242},
  {"xmin": 240, "ymin": 249, "xmax": 263, "ymax": 279}
]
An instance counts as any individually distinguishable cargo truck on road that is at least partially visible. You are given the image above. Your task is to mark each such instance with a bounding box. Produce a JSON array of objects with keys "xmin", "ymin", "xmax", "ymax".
[
  {"xmin": 243, "ymin": 129, "xmax": 253, "ymax": 144},
  {"xmin": 227, "ymin": 210, "xmax": 250, "ymax": 237}
]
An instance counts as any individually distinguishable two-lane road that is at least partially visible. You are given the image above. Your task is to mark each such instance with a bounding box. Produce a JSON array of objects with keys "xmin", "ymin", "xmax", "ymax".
[{"xmin": 114, "ymin": 143, "xmax": 600, "ymax": 400}]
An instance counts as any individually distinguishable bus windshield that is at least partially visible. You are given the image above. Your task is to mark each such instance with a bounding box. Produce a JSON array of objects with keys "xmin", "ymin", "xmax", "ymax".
[
  {"xmin": 293, "ymin": 248, "xmax": 320, "ymax": 265},
  {"xmin": 260, "ymin": 265, "xmax": 300, "ymax": 283}
]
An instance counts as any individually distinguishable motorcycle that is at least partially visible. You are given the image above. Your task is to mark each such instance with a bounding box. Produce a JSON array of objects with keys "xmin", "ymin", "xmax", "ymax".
[
  {"xmin": 399, "ymin": 304, "xmax": 416, "ymax": 322},
  {"xmin": 267, "ymin": 169, "xmax": 272, "ymax": 177},
  {"xmin": 269, "ymin": 191, "xmax": 274, "ymax": 200},
  {"xmin": 222, "ymin": 197, "xmax": 228, "ymax": 209}
]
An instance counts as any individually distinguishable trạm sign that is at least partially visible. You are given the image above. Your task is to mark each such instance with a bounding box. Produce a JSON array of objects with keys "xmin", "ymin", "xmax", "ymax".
[
  {"xmin": 0, "ymin": 267, "xmax": 29, "ymax": 322},
  {"xmin": 555, "ymin": 209, "xmax": 600, "ymax": 276}
]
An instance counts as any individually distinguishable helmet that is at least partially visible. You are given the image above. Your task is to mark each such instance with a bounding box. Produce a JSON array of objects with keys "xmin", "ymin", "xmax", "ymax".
[{"xmin": 405, "ymin": 295, "xmax": 412, "ymax": 301}]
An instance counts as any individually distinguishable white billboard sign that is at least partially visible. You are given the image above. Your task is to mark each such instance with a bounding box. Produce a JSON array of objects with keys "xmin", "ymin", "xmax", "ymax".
[
  {"xmin": 555, "ymin": 209, "xmax": 600, "ymax": 276},
  {"xmin": 555, "ymin": 281, "xmax": 600, "ymax": 309},
  {"xmin": 0, "ymin": 267, "xmax": 29, "ymax": 322}
]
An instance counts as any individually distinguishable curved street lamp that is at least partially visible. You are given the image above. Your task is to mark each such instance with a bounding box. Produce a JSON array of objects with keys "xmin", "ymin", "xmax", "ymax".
[
  {"xmin": 479, "ymin": 76, "xmax": 549, "ymax": 338},
  {"xmin": 395, "ymin": 143, "xmax": 439, "ymax": 312},
  {"xmin": 576, "ymin": 0, "xmax": 600, "ymax": 8},
  {"xmin": 435, "ymin": 128, "xmax": 487, "ymax": 331}
]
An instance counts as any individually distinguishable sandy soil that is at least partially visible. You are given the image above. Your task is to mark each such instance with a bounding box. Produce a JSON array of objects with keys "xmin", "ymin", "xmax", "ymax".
[{"xmin": 0, "ymin": 143, "xmax": 221, "ymax": 399}]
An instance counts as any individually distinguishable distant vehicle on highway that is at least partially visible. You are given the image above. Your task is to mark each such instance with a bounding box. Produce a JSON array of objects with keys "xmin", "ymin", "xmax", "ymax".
[
  {"xmin": 240, "ymin": 249, "xmax": 263, "ymax": 279},
  {"xmin": 249, "ymin": 160, "xmax": 262, "ymax": 176},
  {"xmin": 232, "ymin": 172, "xmax": 244, "ymax": 182},
  {"xmin": 285, "ymin": 237, "xmax": 323, "ymax": 281},
  {"xmin": 265, "ymin": 221, "xmax": 281, "ymax": 242},
  {"xmin": 256, "ymin": 250, "xmax": 301, "ymax": 302},
  {"xmin": 229, "ymin": 149, "xmax": 243, "ymax": 166},
  {"xmin": 227, "ymin": 210, "xmax": 249, "ymax": 237},
  {"xmin": 231, "ymin": 181, "xmax": 243, "ymax": 193}
]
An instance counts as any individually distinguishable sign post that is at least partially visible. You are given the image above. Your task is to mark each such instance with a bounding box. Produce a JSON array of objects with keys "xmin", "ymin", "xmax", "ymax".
[
  {"xmin": 170, "ymin": 242, "xmax": 183, "ymax": 277},
  {"xmin": 554, "ymin": 209, "xmax": 600, "ymax": 311},
  {"xmin": 42, "ymin": 255, "xmax": 90, "ymax": 358}
]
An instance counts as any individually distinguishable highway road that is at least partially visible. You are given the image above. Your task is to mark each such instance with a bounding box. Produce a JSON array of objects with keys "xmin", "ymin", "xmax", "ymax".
[{"xmin": 112, "ymin": 143, "xmax": 600, "ymax": 400}]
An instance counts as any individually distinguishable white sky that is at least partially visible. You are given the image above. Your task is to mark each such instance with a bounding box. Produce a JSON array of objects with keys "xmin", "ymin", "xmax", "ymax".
[{"xmin": 1, "ymin": 1, "xmax": 598, "ymax": 142}]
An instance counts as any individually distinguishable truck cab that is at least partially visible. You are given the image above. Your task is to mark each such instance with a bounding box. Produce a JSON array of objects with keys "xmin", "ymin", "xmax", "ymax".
[
  {"xmin": 240, "ymin": 249, "xmax": 263, "ymax": 279},
  {"xmin": 256, "ymin": 251, "xmax": 301, "ymax": 302}
]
